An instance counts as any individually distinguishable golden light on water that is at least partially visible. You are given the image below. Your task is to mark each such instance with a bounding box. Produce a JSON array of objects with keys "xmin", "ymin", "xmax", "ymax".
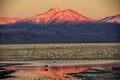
[{"xmin": 0, "ymin": 0, "xmax": 120, "ymax": 19}]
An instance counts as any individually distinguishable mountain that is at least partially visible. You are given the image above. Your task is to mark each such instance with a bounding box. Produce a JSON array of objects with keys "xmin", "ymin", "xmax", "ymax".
[
  {"xmin": 23, "ymin": 7, "xmax": 95, "ymax": 25},
  {"xmin": 101, "ymin": 14, "xmax": 120, "ymax": 24},
  {"xmin": 0, "ymin": 8, "xmax": 119, "ymax": 25},
  {"xmin": 0, "ymin": 17, "xmax": 20, "ymax": 24},
  {"xmin": 0, "ymin": 7, "xmax": 120, "ymax": 43}
]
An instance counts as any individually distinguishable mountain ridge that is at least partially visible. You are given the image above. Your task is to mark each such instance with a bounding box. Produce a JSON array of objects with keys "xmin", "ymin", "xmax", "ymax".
[
  {"xmin": 0, "ymin": 7, "xmax": 120, "ymax": 25},
  {"xmin": 0, "ymin": 17, "xmax": 21, "ymax": 24},
  {"xmin": 101, "ymin": 14, "xmax": 120, "ymax": 24}
]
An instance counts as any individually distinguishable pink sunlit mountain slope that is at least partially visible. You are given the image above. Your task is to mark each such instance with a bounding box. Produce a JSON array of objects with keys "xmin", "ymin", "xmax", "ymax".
[
  {"xmin": 0, "ymin": 7, "xmax": 120, "ymax": 25},
  {"xmin": 23, "ymin": 7, "xmax": 95, "ymax": 25},
  {"xmin": 0, "ymin": 17, "xmax": 21, "ymax": 24},
  {"xmin": 101, "ymin": 14, "xmax": 120, "ymax": 24}
]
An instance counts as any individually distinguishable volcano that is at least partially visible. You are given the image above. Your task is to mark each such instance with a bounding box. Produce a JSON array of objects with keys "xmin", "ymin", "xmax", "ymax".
[{"xmin": 23, "ymin": 7, "xmax": 95, "ymax": 25}]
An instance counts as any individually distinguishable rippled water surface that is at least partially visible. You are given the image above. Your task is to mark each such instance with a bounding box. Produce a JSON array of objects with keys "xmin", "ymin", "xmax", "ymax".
[{"xmin": 0, "ymin": 60, "xmax": 120, "ymax": 80}]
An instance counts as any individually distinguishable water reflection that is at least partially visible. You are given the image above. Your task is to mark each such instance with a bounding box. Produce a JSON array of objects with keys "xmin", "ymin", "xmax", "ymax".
[{"xmin": 0, "ymin": 60, "xmax": 120, "ymax": 80}]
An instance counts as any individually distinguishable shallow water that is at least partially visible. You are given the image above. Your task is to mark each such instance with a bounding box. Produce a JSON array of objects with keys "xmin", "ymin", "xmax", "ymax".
[{"xmin": 0, "ymin": 60, "xmax": 120, "ymax": 80}]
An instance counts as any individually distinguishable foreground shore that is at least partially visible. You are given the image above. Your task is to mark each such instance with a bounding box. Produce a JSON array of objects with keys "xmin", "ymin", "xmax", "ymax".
[{"xmin": 0, "ymin": 43, "xmax": 120, "ymax": 60}]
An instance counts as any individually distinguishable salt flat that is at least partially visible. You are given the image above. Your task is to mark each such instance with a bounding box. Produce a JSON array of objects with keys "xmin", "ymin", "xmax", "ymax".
[{"xmin": 0, "ymin": 43, "xmax": 120, "ymax": 60}]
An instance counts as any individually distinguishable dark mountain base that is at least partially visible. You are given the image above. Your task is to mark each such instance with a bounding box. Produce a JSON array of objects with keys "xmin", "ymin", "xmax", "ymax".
[{"xmin": 0, "ymin": 22, "xmax": 120, "ymax": 44}]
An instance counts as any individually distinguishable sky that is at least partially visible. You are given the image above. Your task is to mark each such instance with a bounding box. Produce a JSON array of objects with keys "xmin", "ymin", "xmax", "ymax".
[{"xmin": 0, "ymin": 0, "xmax": 120, "ymax": 19}]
